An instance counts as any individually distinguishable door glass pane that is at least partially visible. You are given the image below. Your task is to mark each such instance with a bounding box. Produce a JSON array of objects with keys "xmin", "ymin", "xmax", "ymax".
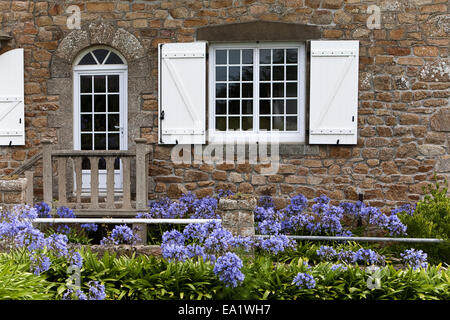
[
  {"xmin": 81, "ymin": 114, "xmax": 92, "ymax": 131},
  {"xmin": 286, "ymin": 66, "xmax": 297, "ymax": 80},
  {"xmin": 286, "ymin": 83, "xmax": 297, "ymax": 97},
  {"xmin": 260, "ymin": 83, "xmax": 270, "ymax": 98},
  {"xmin": 260, "ymin": 66, "xmax": 271, "ymax": 81},
  {"xmin": 260, "ymin": 100, "xmax": 270, "ymax": 115},
  {"xmin": 94, "ymin": 134, "xmax": 107, "ymax": 150},
  {"xmin": 286, "ymin": 49, "xmax": 298, "ymax": 63},
  {"xmin": 273, "ymin": 66, "xmax": 284, "ymax": 80},
  {"xmin": 94, "ymin": 114, "xmax": 106, "ymax": 131},
  {"xmin": 108, "ymin": 134, "xmax": 120, "ymax": 150},
  {"xmin": 228, "ymin": 83, "xmax": 239, "ymax": 98},
  {"xmin": 242, "ymin": 83, "xmax": 253, "ymax": 98},
  {"xmin": 80, "ymin": 76, "xmax": 92, "ymax": 93},
  {"xmin": 79, "ymin": 53, "xmax": 97, "ymax": 66},
  {"xmin": 108, "ymin": 75, "xmax": 119, "ymax": 92},
  {"xmin": 108, "ymin": 114, "xmax": 119, "ymax": 131},
  {"xmin": 81, "ymin": 134, "xmax": 92, "ymax": 150},
  {"xmin": 104, "ymin": 52, "xmax": 124, "ymax": 64},
  {"xmin": 273, "ymin": 83, "xmax": 284, "ymax": 97},
  {"xmin": 108, "ymin": 95, "xmax": 119, "ymax": 112},
  {"xmin": 216, "ymin": 83, "xmax": 226, "ymax": 98},
  {"xmin": 286, "ymin": 100, "xmax": 297, "ymax": 114},
  {"xmin": 273, "ymin": 100, "xmax": 284, "ymax": 114},
  {"xmin": 94, "ymin": 95, "xmax": 106, "ymax": 112},
  {"xmin": 81, "ymin": 95, "xmax": 92, "ymax": 112}
]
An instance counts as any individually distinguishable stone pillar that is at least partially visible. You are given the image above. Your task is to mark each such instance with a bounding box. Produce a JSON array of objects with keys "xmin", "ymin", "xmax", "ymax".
[
  {"xmin": 0, "ymin": 177, "xmax": 27, "ymax": 210},
  {"xmin": 218, "ymin": 197, "xmax": 256, "ymax": 237},
  {"xmin": 134, "ymin": 138, "xmax": 149, "ymax": 244}
]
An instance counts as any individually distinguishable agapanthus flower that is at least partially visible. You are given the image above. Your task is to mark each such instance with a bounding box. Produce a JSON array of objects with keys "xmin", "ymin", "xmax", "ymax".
[
  {"xmin": 162, "ymin": 230, "xmax": 185, "ymax": 245},
  {"xmin": 257, "ymin": 234, "xmax": 295, "ymax": 255},
  {"xmin": 330, "ymin": 263, "xmax": 348, "ymax": 271},
  {"xmin": 213, "ymin": 252, "xmax": 245, "ymax": 288},
  {"xmin": 191, "ymin": 197, "xmax": 219, "ymax": 219},
  {"xmin": 400, "ymin": 248, "xmax": 428, "ymax": 270},
  {"xmin": 34, "ymin": 202, "xmax": 51, "ymax": 218},
  {"xmin": 316, "ymin": 245, "xmax": 337, "ymax": 261},
  {"xmin": 353, "ymin": 248, "xmax": 382, "ymax": 265},
  {"xmin": 292, "ymin": 272, "xmax": 316, "ymax": 289},
  {"xmin": 161, "ymin": 242, "xmax": 189, "ymax": 262},
  {"xmin": 257, "ymin": 195, "xmax": 274, "ymax": 209},
  {"xmin": 80, "ymin": 223, "xmax": 98, "ymax": 232},
  {"xmin": 391, "ymin": 203, "xmax": 415, "ymax": 216},
  {"xmin": 100, "ymin": 225, "xmax": 138, "ymax": 245},
  {"xmin": 29, "ymin": 252, "xmax": 51, "ymax": 275}
]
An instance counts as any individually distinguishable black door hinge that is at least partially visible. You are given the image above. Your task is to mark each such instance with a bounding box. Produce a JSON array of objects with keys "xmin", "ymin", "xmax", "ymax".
[{"xmin": 160, "ymin": 110, "xmax": 165, "ymax": 120}]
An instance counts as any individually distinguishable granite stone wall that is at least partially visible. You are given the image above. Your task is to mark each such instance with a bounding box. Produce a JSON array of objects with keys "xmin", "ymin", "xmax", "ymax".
[{"xmin": 0, "ymin": 0, "xmax": 448, "ymax": 212}]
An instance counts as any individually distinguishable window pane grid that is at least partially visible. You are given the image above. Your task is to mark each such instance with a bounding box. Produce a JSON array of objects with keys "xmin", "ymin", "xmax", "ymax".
[{"xmin": 214, "ymin": 46, "xmax": 300, "ymax": 133}]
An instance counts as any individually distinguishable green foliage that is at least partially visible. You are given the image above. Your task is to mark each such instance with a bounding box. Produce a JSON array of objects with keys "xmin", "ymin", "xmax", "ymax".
[
  {"xmin": 398, "ymin": 178, "xmax": 450, "ymax": 264},
  {"xmin": 0, "ymin": 253, "xmax": 54, "ymax": 300}
]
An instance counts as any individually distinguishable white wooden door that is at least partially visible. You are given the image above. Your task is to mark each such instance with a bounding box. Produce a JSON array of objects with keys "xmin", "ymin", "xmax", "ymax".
[{"xmin": 73, "ymin": 68, "xmax": 128, "ymax": 193}]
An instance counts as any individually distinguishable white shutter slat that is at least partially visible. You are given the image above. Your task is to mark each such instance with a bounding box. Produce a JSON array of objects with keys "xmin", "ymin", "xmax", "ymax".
[
  {"xmin": 0, "ymin": 48, "xmax": 25, "ymax": 146},
  {"xmin": 309, "ymin": 41, "xmax": 359, "ymax": 145},
  {"xmin": 159, "ymin": 42, "xmax": 206, "ymax": 144}
]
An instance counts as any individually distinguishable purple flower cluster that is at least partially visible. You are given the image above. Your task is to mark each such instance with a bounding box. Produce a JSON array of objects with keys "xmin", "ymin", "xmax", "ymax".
[
  {"xmin": 400, "ymin": 248, "xmax": 428, "ymax": 270},
  {"xmin": 353, "ymin": 248, "xmax": 382, "ymax": 265},
  {"xmin": 213, "ymin": 252, "xmax": 245, "ymax": 288},
  {"xmin": 330, "ymin": 263, "xmax": 348, "ymax": 271},
  {"xmin": 292, "ymin": 272, "xmax": 316, "ymax": 289},
  {"xmin": 0, "ymin": 204, "xmax": 83, "ymax": 275},
  {"xmin": 63, "ymin": 281, "xmax": 106, "ymax": 300},
  {"xmin": 34, "ymin": 202, "xmax": 51, "ymax": 218},
  {"xmin": 316, "ymin": 246, "xmax": 337, "ymax": 261},
  {"xmin": 391, "ymin": 203, "xmax": 416, "ymax": 216},
  {"xmin": 137, "ymin": 192, "xmax": 221, "ymax": 220},
  {"xmin": 100, "ymin": 225, "xmax": 139, "ymax": 245},
  {"xmin": 256, "ymin": 235, "xmax": 295, "ymax": 255},
  {"xmin": 55, "ymin": 206, "xmax": 76, "ymax": 234},
  {"xmin": 80, "ymin": 223, "xmax": 98, "ymax": 232}
]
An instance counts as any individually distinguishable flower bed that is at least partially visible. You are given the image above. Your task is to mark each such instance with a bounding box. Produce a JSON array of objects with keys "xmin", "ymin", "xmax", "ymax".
[{"xmin": 0, "ymin": 182, "xmax": 449, "ymax": 300}]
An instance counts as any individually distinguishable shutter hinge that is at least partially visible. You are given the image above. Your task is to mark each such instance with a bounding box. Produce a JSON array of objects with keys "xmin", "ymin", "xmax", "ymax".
[
  {"xmin": 352, "ymin": 116, "xmax": 354, "ymax": 122},
  {"xmin": 160, "ymin": 110, "xmax": 165, "ymax": 120}
]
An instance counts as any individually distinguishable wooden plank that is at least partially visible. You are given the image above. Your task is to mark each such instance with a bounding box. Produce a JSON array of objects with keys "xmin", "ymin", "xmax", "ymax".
[{"xmin": 24, "ymin": 170, "xmax": 34, "ymax": 205}]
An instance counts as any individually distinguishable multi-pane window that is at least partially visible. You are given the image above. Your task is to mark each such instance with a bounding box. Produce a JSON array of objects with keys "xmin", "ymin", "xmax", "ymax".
[{"xmin": 210, "ymin": 43, "xmax": 305, "ymax": 142}]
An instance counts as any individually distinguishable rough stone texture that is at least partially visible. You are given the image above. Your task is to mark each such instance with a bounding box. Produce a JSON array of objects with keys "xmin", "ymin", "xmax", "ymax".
[
  {"xmin": 0, "ymin": 0, "xmax": 448, "ymax": 210},
  {"xmin": 0, "ymin": 178, "xmax": 27, "ymax": 208},
  {"xmin": 218, "ymin": 197, "xmax": 256, "ymax": 237}
]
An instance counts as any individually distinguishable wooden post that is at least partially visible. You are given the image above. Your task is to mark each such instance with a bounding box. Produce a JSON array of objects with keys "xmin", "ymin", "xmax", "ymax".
[
  {"xmin": 24, "ymin": 170, "xmax": 34, "ymax": 206},
  {"xmin": 42, "ymin": 140, "xmax": 53, "ymax": 208},
  {"xmin": 73, "ymin": 157, "xmax": 82, "ymax": 209},
  {"xmin": 134, "ymin": 138, "xmax": 148, "ymax": 244}
]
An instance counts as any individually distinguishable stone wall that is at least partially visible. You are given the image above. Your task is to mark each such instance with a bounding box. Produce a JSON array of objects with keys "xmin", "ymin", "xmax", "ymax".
[{"xmin": 0, "ymin": 0, "xmax": 449, "ymax": 211}]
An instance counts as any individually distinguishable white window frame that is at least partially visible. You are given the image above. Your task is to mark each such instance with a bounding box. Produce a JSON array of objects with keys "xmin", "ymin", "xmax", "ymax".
[
  {"xmin": 208, "ymin": 42, "xmax": 306, "ymax": 144},
  {"xmin": 73, "ymin": 49, "xmax": 128, "ymax": 193}
]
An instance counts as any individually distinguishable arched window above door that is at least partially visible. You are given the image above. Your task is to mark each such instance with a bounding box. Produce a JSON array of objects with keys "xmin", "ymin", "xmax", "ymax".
[{"xmin": 76, "ymin": 48, "xmax": 126, "ymax": 66}]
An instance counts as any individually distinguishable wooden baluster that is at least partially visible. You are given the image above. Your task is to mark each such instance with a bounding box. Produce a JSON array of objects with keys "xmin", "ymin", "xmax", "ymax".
[
  {"xmin": 122, "ymin": 157, "xmax": 132, "ymax": 210},
  {"xmin": 89, "ymin": 156, "xmax": 99, "ymax": 209},
  {"xmin": 73, "ymin": 157, "xmax": 82, "ymax": 209},
  {"xmin": 57, "ymin": 158, "xmax": 67, "ymax": 206},
  {"xmin": 42, "ymin": 140, "xmax": 53, "ymax": 208},
  {"xmin": 106, "ymin": 157, "xmax": 115, "ymax": 209}
]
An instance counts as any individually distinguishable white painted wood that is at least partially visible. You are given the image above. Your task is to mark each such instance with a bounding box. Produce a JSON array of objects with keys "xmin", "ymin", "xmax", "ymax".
[
  {"xmin": 207, "ymin": 42, "xmax": 306, "ymax": 144},
  {"xmin": 73, "ymin": 61, "xmax": 128, "ymax": 193},
  {"xmin": 309, "ymin": 40, "xmax": 359, "ymax": 145},
  {"xmin": 159, "ymin": 42, "xmax": 206, "ymax": 144},
  {"xmin": 0, "ymin": 49, "xmax": 24, "ymax": 146}
]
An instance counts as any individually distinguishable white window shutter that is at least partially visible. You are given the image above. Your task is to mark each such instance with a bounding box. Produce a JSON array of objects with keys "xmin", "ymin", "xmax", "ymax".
[
  {"xmin": 158, "ymin": 42, "xmax": 206, "ymax": 144},
  {"xmin": 0, "ymin": 48, "xmax": 25, "ymax": 146},
  {"xmin": 309, "ymin": 41, "xmax": 359, "ymax": 145}
]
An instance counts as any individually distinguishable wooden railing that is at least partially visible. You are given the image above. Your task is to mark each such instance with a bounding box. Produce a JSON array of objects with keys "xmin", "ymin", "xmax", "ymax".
[{"xmin": 40, "ymin": 138, "xmax": 150, "ymax": 216}]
